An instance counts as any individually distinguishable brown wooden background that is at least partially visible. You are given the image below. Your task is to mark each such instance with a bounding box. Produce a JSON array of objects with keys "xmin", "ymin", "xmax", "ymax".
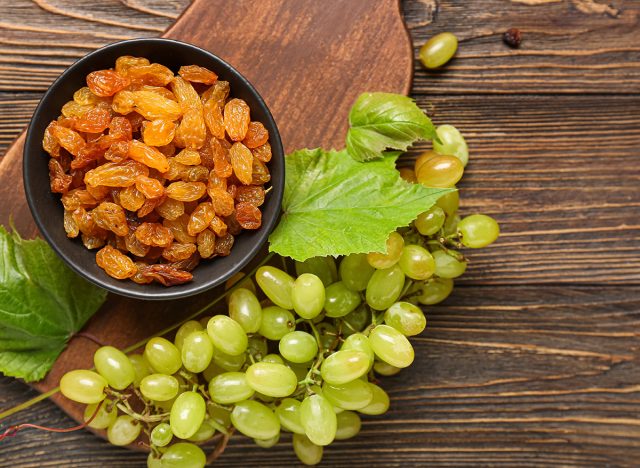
[{"xmin": 1, "ymin": 0, "xmax": 639, "ymax": 466}]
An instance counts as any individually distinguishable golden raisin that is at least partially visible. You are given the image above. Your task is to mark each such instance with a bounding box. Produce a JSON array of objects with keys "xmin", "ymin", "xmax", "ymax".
[
  {"xmin": 128, "ymin": 140, "xmax": 170, "ymax": 172},
  {"xmin": 179, "ymin": 65, "xmax": 218, "ymax": 85},
  {"xmin": 163, "ymin": 215, "xmax": 196, "ymax": 243},
  {"xmin": 135, "ymin": 222, "xmax": 174, "ymax": 247},
  {"xmin": 92, "ymin": 202, "xmax": 129, "ymax": 236},
  {"xmin": 174, "ymin": 149, "xmax": 201, "ymax": 166},
  {"xmin": 162, "ymin": 242, "xmax": 197, "ymax": 262},
  {"xmin": 187, "ymin": 202, "xmax": 215, "ymax": 236},
  {"xmin": 203, "ymin": 99, "xmax": 225, "ymax": 139},
  {"xmin": 224, "ymin": 98, "xmax": 250, "ymax": 141},
  {"xmin": 133, "ymin": 263, "xmax": 193, "ymax": 286},
  {"xmin": 236, "ymin": 185, "xmax": 265, "ymax": 206},
  {"xmin": 197, "ymin": 229, "xmax": 216, "ymax": 258},
  {"xmin": 85, "ymin": 160, "xmax": 149, "ymax": 187},
  {"xmin": 96, "ymin": 245, "xmax": 137, "ymax": 279},
  {"xmin": 201, "ymin": 80, "xmax": 229, "ymax": 108},
  {"xmin": 165, "ymin": 181, "xmax": 207, "ymax": 202},
  {"xmin": 119, "ymin": 185, "xmax": 146, "ymax": 211},
  {"xmin": 229, "ymin": 142, "xmax": 254, "ymax": 185},
  {"xmin": 209, "ymin": 188, "xmax": 234, "ymax": 217},
  {"xmin": 135, "ymin": 175, "xmax": 165, "ymax": 199},
  {"xmin": 49, "ymin": 159, "xmax": 72, "ymax": 194},
  {"xmin": 126, "ymin": 63, "xmax": 174, "ymax": 86},
  {"xmin": 209, "ymin": 216, "xmax": 228, "ymax": 237},
  {"xmin": 142, "ymin": 119, "xmax": 176, "ymax": 146},
  {"xmin": 156, "ymin": 197, "xmax": 184, "ymax": 221},
  {"xmin": 235, "ymin": 202, "xmax": 262, "ymax": 229},
  {"xmin": 242, "ymin": 121, "xmax": 269, "ymax": 149},
  {"xmin": 87, "ymin": 70, "xmax": 130, "ymax": 97}
]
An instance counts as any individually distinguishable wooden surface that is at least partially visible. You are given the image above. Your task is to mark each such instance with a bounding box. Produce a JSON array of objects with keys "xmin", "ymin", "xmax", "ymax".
[{"xmin": 1, "ymin": 0, "xmax": 639, "ymax": 466}]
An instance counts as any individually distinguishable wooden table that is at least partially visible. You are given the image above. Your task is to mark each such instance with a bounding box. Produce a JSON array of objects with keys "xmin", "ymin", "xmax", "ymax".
[{"xmin": 1, "ymin": 1, "xmax": 639, "ymax": 466}]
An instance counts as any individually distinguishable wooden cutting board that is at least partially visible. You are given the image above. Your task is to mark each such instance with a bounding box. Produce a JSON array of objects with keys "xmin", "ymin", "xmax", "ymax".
[{"xmin": 0, "ymin": 0, "xmax": 413, "ymax": 433}]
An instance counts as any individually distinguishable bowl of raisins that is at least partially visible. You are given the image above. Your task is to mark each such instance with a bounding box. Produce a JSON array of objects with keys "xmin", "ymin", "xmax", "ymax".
[{"xmin": 23, "ymin": 38, "xmax": 284, "ymax": 300}]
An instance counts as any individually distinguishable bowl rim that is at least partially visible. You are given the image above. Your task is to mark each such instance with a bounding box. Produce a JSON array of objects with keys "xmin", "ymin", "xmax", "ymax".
[{"xmin": 23, "ymin": 37, "xmax": 284, "ymax": 300}]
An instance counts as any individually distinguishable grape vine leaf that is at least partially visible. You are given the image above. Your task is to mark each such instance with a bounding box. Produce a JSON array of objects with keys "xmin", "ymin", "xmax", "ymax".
[
  {"xmin": 0, "ymin": 227, "xmax": 107, "ymax": 382},
  {"xmin": 268, "ymin": 148, "xmax": 452, "ymax": 261},
  {"xmin": 346, "ymin": 92, "xmax": 439, "ymax": 162}
]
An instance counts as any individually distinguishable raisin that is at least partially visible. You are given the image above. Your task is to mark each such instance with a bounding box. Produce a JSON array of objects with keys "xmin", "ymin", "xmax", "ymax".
[
  {"xmin": 171, "ymin": 77, "xmax": 202, "ymax": 111},
  {"xmin": 135, "ymin": 175, "xmax": 165, "ymax": 199},
  {"xmin": 142, "ymin": 119, "xmax": 176, "ymax": 146},
  {"xmin": 209, "ymin": 216, "xmax": 228, "ymax": 237},
  {"xmin": 187, "ymin": 202, "xmax": 215, "ymax": 236},
  {"xmin": 87, "ymin": 70, "xmax": 130, "ymax": 97},
  {"xmin": 83, "ymin": 233, "xmax": 107, "ymax": 250},
  {"xmin": 174, "ymin": 108, "xmax": 206, "ymax": 149},
  {"xmin": 224, "ymin": 98, "xmax": 250, "ymax": 141},
  {"xmin": 224, "ymin": 211, "xmax": 243, "ymax": 236},
  {"xmin": 251, "ymin": 158, "xmax": 271, "ymax": 185},
  {"xmin": 229, "ymin": 142, "xmax": 254, "ymax": 185},
  {"xmin": 134, "ymin": 263, "xmax": 193, "ymax": 286},
  {"xmin": 197, "ymin": 229, "xmax": 216, "ymax": 258},
  {"xmin": 62, "ymin": 101, "xmax": 90, "ymax": 119},
  {"xmin": 158, "ymin": 142, "xmax": 177, "ymax": 158},
  {"xmin": 61, "ymin": 189, "xmax": 99, "ymax": 211},
  {"xmin": 131, "ymin": 262, "xmax": 154, "ymax": 284},
  {"xmin": 163, "ymin": 158, "xmax": 188, "ymax": 181},
  {"xmin": 52, "ymin": 125, "xmax": 86, "ymax": 157},
  {"xmin": 209, "ymin": 188, "xmax": 235, "ymax": 217},
  {"xmin": 104, "ymin": 140, "xmax": 130, "ymax": 163},
  {"xmin": 86, "ymin": 184, "xmax": 111, "ymax": 201},
  {"xmin": 179, "ymin": 65, "xmax": 218, "ymax": 85},
  {"xmin": 73, "ymin": 86, "xmax": 104, "ymax": 106},
  {"xmin": 236, "ymin": 185, "xmax": 265, "ymax": 206},
  {"xmin": 112, "ymin": 90, "xmax": 136, "ymax": 114},
  {"xmin": 49, "ymin": 159, "xmax": 72, "ymax": 193},
  {"xmin": 64, "ymin": 209, "xmax": 79, "ymax": 238},
  {"xmin": 96, "ymin": 245, "xmax": 137, "ymax": 279},
  {"xmin": 131, "ymin": 91, "xmax": 182, "ymax": 121},
  {"xmin": 91, "ymin": 202, "xmax": 129, "ymax": 236},
  {"xmin": 214, "ymin": 233, "xmax": 235, "ymax": 256},
  {"xmin": 235, "ymin": 202, "xmax": 262, "ymax": 229},
  {"xmin": 71, "ymin": 143, "xmax": 105, "ymax": 170},
  {"xmin": 85, "ymin": 160, "xmax": 148, "ymax": 187},
  {"xmin": 73, "ymin": 207, "xmax": 107, "ymax": 237},
  {"xmin": 128, "ymin": 140, "xmax": 170, "ymax": 172},
  {"xmin": 201, "ymin": 80, "xmax": 230, "ymax": 108},
  {"xmin": 137, "ymin": 195, "xmax": 166, "ymax": 218},
  {"xmin": 174, "ymin": 149, "xmax": 201, "ymax": 166},
  {"xmin": 163, "ymin": 215, "xmax": 197, "ymax": 244},
  {"xmin": 198, "ymin": 136, "xmax": 215, "ymax": 169},
  {"xmin": 184, "ymin": 165, "xmax": 209, "ymax": 182},
  {"xmin": 168, "ymin": 253, "xmax": 201, "ymax": 272},
  {"xmin": 126, "ymin": 63, "xmax": 174, "ymax": 86},
  {"xmin": 119, "ymin": 185, "xmax": 146, "ymax": 211},
  {"xmin": 109, "ymin": 116, "xmax": 133, "ymax": 141},
  {"xmin": 156, "ymin": 197, "xmax": 184, "ymax": 221},
  {"xmin": 242, "ymin": 121, "xmax": 269, "ymax": 148},
  {"xmin": 203, "ymin": 99, "xmax": 225, "ymax": 139},
  {"xmin": 227, "ymin": 183, "xmax": 238, "ymax": 199},
  {"xmin": 73, "ymin": 107, "xmax": 112, "ymax": 133},
  {"xmin": 43, "ymin": 121, "xmax": 61, "ymax": 158},
  {"xmin": 135, "ymin": 222, "xmax": 174, "ymax": 247},
  {"xmin": 115, "ymin": 56, "xmax": 150, "ymax": 76},
  {"xmin": 211, "ymin": 138, "xmax": 232, "ymax": 178},
  {"xmin": 124, "ymin": 232, "xmax": 151, "ymax": 257},
  {"xmin": 162, "ymin": 242, "xmax": 197, "ymax": 262},
  {"xmin": 165, "ymin": 181, "xmax": 207, "ymax": 202}
]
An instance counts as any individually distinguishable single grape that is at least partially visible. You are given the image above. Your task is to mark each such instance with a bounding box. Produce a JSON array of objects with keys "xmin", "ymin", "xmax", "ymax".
[
  {"xmin": 419, "ymin": 32, "xmax": 458, "ymax": 68},
  {"xmin": 339, "ymin": 253, "xmax": 375, "ymax": 291},
  {"xmin": 415, "ymin": 151, "xmax": 464, "ymax": 188},
  {"xmin": 335, "ymin": 410, "xmax": 362, "ymax": 440},
  {"xmin": 443, "ymin": 213, "xmax": 461, "ymax": 236},
  {"xmin": 129, "ymin": 354, "xmax": 153, "ymax": 387},
  {"xmin": 300, "ymin": 394, "xmax": 337, "ymax": 446},
  {"xmin": 255, "ymin": 266, "xmax": 294, "ymax": 309},
  {"xmin": 341, "ymin": 333, "xmax": 374, "ymax": 368},
  {"xmin": 316, "ymin": 322, "xmax": 338, "ymax": 351},
  {"xmin": 245, "ymin": 362, "xmax": 298, "ymax": 397},
  {"xmin": 373, "ymin": 360, "xmax": 401, "ymax": 376},
  {"xmin": 295, "ymin": 256, "xmax": 337, "ymax": 287},
  {"xmin": 150, "ymin": 422, "xmax": 173, "ymax": 447},
  {"xmin": 341, "ymin": 305, "xmax": 371, "ymax": 336},
  {"xmin": 367, "ymin": 232, "xmax": 404, "ymax": 269},
  {"xmin": 417, "ymin": 277, "xmax": 454, "ymax": 305},
  {"xmin": 279, "ymin": 331, "xmax": 318, "ymax": 363},
  {"xmin": 432, "ymin": 249, "xmax": 467, "ymax": 278},
  {"xmin": 228, "ymin": 288, "xmax": 262, "ymax": 333},
  {"xmin": 384, "ymin": 302, "xmax": 427, "ymax": 336},
  {"xmin": 147, "ymin": 452, "xmax": 162, "ymax": 468},
  {"xmin": 398, "ymin": 244, "xmax": 436, "ymax": 280},
  {"xmin": 292, "ymin": 273, "xmax": 325, "ymax": 319},
  {"xmin": 457, "ymin": 214, "xmax": 500, "ymax": 248},
  {"xmin": 276, "ymin": 397, "xmax": 305, "ymax": 434},
  {"xmin": 320, "ymin": 350, "xmax": 370, "ymax": 385},
  {"xmin": 259, "ymin": 306, "xmax": 296, "ymax": 340},
  {"xmin": 262, "ymin": 353, "xmax": 284, "ymax": 364},
  {"xmin": 436, "ymin": 188, "xmax": 459, "ymax": 216},
  {"xmin": 208, "ymin": 371, "xmax": 254, "ymax": 404},
  {"xmin": 187, "ymin": 419, "xmax": 216, "ymax": 442},
  {"xmin": 323, "ymin": 281, "xmax": 361, "ymax": 317},
  {"xmin": 107, "ymin": 415, "xmax": 141, "ymax": 446},
  {"xmin": 180, "ymin": 330, "xmax": 213, "ymax": 373},
  {"xmin": 433, "ymin": 124, "xmax": 469, "ymax": 166},
  {"xmin": 83, "ymin": 399, "xmax": 116, "ymax": 429},
  {"xmin": 293, "ymin": 433, "xmax": 323, "ymax": 466},
  {"xmin": 322, "ymin": 379, "xmax": 374, "ymax": 410},
  {"xmin": 160, "ymin": 442, "xmax": 206, "ymax": 468},
  {"xmin": 212, "ymin": 347, "xmax": 246, "ymax": 372},
  {"xmin": 173, "ymin": 320, "xmax": 203, "ymax": 351},
  {"xmin": 414, "ymin": 206, "xmax": 446, "ymax": 236},
  {"xmin": 140, "ymin": 373, "xmax": 179, "ymax": 401},
  {"xmin": 93, "ymin": 346, "xmax": 135, "ymax": 391},
  {"xmin": 170, "ymin": 391, "xmax": 206, "ymax": 439},
  {"xmin": 254, "ymin": 433, "xmax": 280, "ymax": 448},
  {"xmin": 365, "ymin": 264, "xmax": 406, "ymax": 310},
  {"xmin": 247, "ymin": 336, "xmax": 268, "ymax": 360},
  {"xmin": 144, "ymin": 337, "xmax": 181, "ymax": 375},
  {"xmin": 358, "ymin": 383, "xmax": 390, "ymax": 415},
  {"xmin": 60, "ymin": 369, "xmax": 107, "ymax": 404},
  {"xmin": 369, "ymin": 325, "xmax": 415, "ymax": 368},
  {"xmin": 231, "ymin": 400, "xmax": 280, "ymax": 440},
  {"xmin": 207, "ymin": 315, "xmax": 248, "ymax": 356}
]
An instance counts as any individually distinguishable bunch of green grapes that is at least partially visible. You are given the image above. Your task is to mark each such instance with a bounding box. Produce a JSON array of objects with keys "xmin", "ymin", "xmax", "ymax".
[{"xmin": 58, "ymin": 124, "xmax": 498, "ymax": 466}]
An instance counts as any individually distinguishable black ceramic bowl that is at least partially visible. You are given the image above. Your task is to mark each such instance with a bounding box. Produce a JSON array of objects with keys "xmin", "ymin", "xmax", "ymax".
[{"xmin": 23, "ymin": 38, "xmax": 284, "ymax": 300}]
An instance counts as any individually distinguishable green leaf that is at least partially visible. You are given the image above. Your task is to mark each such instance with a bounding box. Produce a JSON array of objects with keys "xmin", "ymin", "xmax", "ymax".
[
  {"xmin": 346, "ymin": 92, "xmax": 438, "ymax": 162},
  {"xmin": 269, "ymin": 148, "xmax": 452, "ymax": 261},
  {"xmin": 0, "ymin": 227, "xmax": 107, "ymax": 382}
]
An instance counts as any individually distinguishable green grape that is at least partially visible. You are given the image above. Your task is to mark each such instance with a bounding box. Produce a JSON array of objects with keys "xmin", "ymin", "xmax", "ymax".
[
  {"xmin": 153, "ymin": 395, "xmax": 177, "ymax": 412},
  {"xmin": 259, "ymin": 306, "xmax": 296, "ymax": 340},
  {"xmin": 373, "ymin": 360, "xmax": 402, "ymax": 376},
  {"xmin": 276, "ymin": 398, "xmax": 305, "ymax": 434},
  {"xmin": 295, "ymin": 256, "xmax": 338, "ymax": 287},
  {"xmin": 129, "ymin": 354, "xmax": 153, "ymax": 387},
  {"xmin": 432, "ymin": 249, "xmax": 467, "ymax": 278},
  {"xmin": 324, "ymin": 281, "xmax": 361, "ymax": 318},
  {"xmin": 60, "ymin": 369, "xmax": 107, "ymax": 404},
  {"xmin": 93, "ymin": 346, "xmax": 135, "ymax": 391},
  {"xmin": 457, "ymin": 214, "xmax": 500, "ymax": 248},
  {"xmin": 255, "ymin": 266, "xmax": 294, "ymax": 309},
  {"xmin": 187, "ymin": 419, "xmax": 216, "ymax": 442},
  {"xmin": 150, "ymin": 422, "xmax": 172, "ymax": 447},
  {"xmin": 208, "ymin": 404, "xmax": 231, "ymax": 428},
  {"xmin": 170, "ymin": 391, "xmax": 206, "ymax": 439},
  {"xmin": 398, "ymin": 244, "xmax": 436, "ymax": 280},
  {"xmin": 300, "ymin": 394, "xmax": 337, "ymax": 446},
  {"xmin": 358, "ymin": 383, "xmax": 390, "ymax": 415},
  {"xmin": 207, "ymin": 315, "xmax": 248, "ymax": 356},
  {"xmin": 369, "ymin": 325, "xmax": 415, "ymax": 368},
  {"xmin": 335, "ymin": 410, "xmax": 362, "ymax": 440},
  {"xmin": 231, "ymin": 400, "xmax": 280, "ymax": 440},
  {"xmin": 293, "ymin": 433, "xmax": 323, "ymax": 466},
  {"xmin": 147, "ymin": 453, "xmax": 162, "ymax": 468},
  {"xmin": 180, "ymin": 330, "xmax": 213, "ymax": 373},
  {"xmin": 436, "ymin": 188, "xmax": 459, "ymax": 216},
  {"xmin": 247, "ymin": 336, "xmax": 268, "ymax": 360},
  {"xmin": 292, "ymin": 273, "xmax": 326, "ymax": 319},
  {"xmin": 367, "ymin": 232, "xmax": 404, "ymax": 269},
  {"xmin": 279, "ymin": 331, "xmax": 318, "ymax": 363},
  {"xmin": 262, "ymin": 353, "xmax": 284, "ymax": 364},
  {"xmin": 202, "ymin": 360, "xmax": 224, "ymax": 381},
  {"xmin": 414, "ymin": 206, "xmax": 446, "ymax": 236},
  {"xmin": 83, "ymin": 399, "xmax": 116, "ymax": 429},
  {"xmin": 320, "ymin": 350, "xmax": 370, "ymax": 385},
  {"xmin": 144, "ymin": 337, "xmax": 181, "ymax": 375},
  {"xmin": 339, "ymin": 253, "xmax": 375, "ymax": 291},
  {"xmin": 287, "ymin": 360, "xmax": 312, "ymax": 381},
  {"xmin": 433, "ymin": 124, "xmax": 469, "ymax": 166},
  {"xmin": 228, "ymin": 288, "xmax": 262, "ymax": 333},
  {"xmin": 322, "ymin": 379, "xmax": 374, "ymax": 410},
  {"xmin": 316, "ymin": 322, "xmax": 338, "ymax": 351},
  {"xmin": 245, "ymin": 362, "xmax": 298, "ymax": 397},
  {"xmin": 198, "ymin": 315, "xmax": 211, "ymax": 328},
  {"xmin": 254, "ymin": 433, "xmax": 280, "ymax": 448},
  {"xmin": 341, "ymin": 333, "xmax": 374, "ymax": 368},
  {"xmin": 341, "ymin": 305, "xmax": 370, "ymax": 336},
  {"xmin": 140, "ymin": 374, "xmax": 179, "ymax": 401},
  {"xmin": 384, "ymin": 302, "xmax": 427, "ymax": 336},
  {"xmin": 419, "ymin": 32, "xmax": 458, "ymax": 68},
  {"xmin": 365, "ymin": 264, "xmax": 405, "ymax": 310},
  {"xmin": 443, "ymin": 213, "xmax": 461, "ymax": 236},
  {"xmin": 160, "ymin": 442, "xmax": 206, "ymax": 468},
  {"xmin": 417, "ymin": 277, "xmax": 454, "ymax": 305},
  {"xmin": 212, "ymin": 347, "xmax": 246, "ymax": 372},
  {"xmin": 107, "ymin": 415, "xmax": 141, "ymax": 446},
  {"xmin": 208, "ymin": 371, "xmax": 254, "ymax": 404},
  {"xmin": 416, "ymin": 152, "xmax": 464, "ymax": 188},
  {"xmin": 173, "ymin": 320, "xmax": 203, "ymax": 351}
]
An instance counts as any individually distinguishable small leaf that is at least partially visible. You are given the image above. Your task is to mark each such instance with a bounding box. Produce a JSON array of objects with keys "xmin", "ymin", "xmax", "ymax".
[
  {"xmin": 269, "ymin": 148, "xmax": 452, "ymax": 261},
  {"xmin": 346, "ymin": 92, "xmax": 438, "ymax": 162}
]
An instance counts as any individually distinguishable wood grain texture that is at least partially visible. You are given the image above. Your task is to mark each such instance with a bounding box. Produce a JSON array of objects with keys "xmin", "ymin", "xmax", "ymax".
[{"xmin": 1, "ymin": 0, "xmax": 639, "ymax": 466}]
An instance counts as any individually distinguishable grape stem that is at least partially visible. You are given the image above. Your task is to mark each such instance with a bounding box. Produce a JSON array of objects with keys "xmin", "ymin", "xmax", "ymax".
[
  {"xmin": 115, "ymin": 403, "xmax": 168, "ymax": 423},
  {"xmin": 206, "ymin": 427, "xmax": 235, "ymax": 464}
]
